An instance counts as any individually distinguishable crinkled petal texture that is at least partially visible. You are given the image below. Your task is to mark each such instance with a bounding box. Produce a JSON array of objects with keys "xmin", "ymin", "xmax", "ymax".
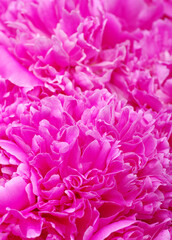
[
  {"xmin": 0, "ymin": 0, "xmax": 172, "ymax": 239},
  {"xmin": 0, "ymin": 0, "xmax": 171, "ymax": 104},
  {"xmin": 0, "ymin": 89, "xmax": 171, "ymax": 239}
]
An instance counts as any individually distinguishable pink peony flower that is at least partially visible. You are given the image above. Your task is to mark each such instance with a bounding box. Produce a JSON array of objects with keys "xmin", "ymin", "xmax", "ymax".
[
  {"xmin": 0, "ymin": 0, "xmax": 172, "ymax": 239},
  {"xmin": 0, "ymin": 89, "xmax": 171, "ymax": 239},
  {"xmin": 0, "ymin": 0, "xmax": 171, "ymax": 101}
]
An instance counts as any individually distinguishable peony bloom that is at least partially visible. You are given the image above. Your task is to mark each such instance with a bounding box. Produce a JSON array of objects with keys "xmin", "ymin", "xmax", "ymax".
[
  {"xmin": 0, "ymin": 89, "xmax": 171, "ymax": 239},
  {"xmin": 0, "ymin": 0, "xmax": 172, "ymax": 239},
  {"xmin": 0, "ymin": 0, "xmax": 171, "ymax": 99}
]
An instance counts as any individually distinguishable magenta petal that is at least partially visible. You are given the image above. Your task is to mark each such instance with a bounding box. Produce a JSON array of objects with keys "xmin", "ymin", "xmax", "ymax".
[
  {"xmin": 95, "ymin": 141, "xmax": 111, "ymax": 170},
  {"xmin": 5, "ymin": 209, "xmax": 43, "ymax": 239},
  {"xmin": 31, "ymin": 153, "xmax": 55, "ymax": 177},
  {"xmin": 103, "ymin": 13, "xmax": 122, "ymax": 47},
  {"xmin": 143, "ymin": 134, "xmax": 157, "ymax": 157},
  {"xmin": 91, "ymin": 220, "xmax": 135, "ymax": 240},
  {"xmin": 38, "ymin": 0, "xmax": 58, "ymax": 31},
  {"xmin": 0, "ymin": 1, "xmax": 171, "ymax": 239},
  {"xmin": 82, "ymin": 140, "xmax": 100, "ymax": 172},
  {"xmin": 0, "ymin": 47, "xmax": 42, "ymax": 89},
  {"xmin": 20, "ymin": 216, "xmax": 43, "ymax": 238},
  {"xmin": 0, "ymin": 177, "xmax": 29, "ymax": 214},
  {"xmin": 154, "ymin": 229, "xmax": 171, "ymax": 240},
  {"xmin": 132, "ymin": 89, "xmax": 162, "ymax": 112},
  {"xmin": 0, "ymin": 140, "xmax": 27, "ymax": 162}
]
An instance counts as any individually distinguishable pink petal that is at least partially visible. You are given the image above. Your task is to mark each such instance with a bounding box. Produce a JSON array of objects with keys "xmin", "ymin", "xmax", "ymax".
[
  {"xmin": 0, "ymin": 140, "xmax": 27, "ymax": 162},
  {"xmin": 91, "ymin": 220, "xmax": 135, "ymax": 240},
  {"xmin": 0, "ymin": 176, "xmax": 29, "ymax": 214},
  {"xmin": 0, "ymin": 47, "xmax": 42, "ymax": 89},
  {"xmin": 154, "ymin": 229, "xmax": 171, "ymax": 240}
]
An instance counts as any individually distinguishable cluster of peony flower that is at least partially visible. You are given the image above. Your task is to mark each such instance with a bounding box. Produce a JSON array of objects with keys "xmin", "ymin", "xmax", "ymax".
[{"xmin": 0, "ymin": 0, "xmax": 172, "ymax": 239}]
